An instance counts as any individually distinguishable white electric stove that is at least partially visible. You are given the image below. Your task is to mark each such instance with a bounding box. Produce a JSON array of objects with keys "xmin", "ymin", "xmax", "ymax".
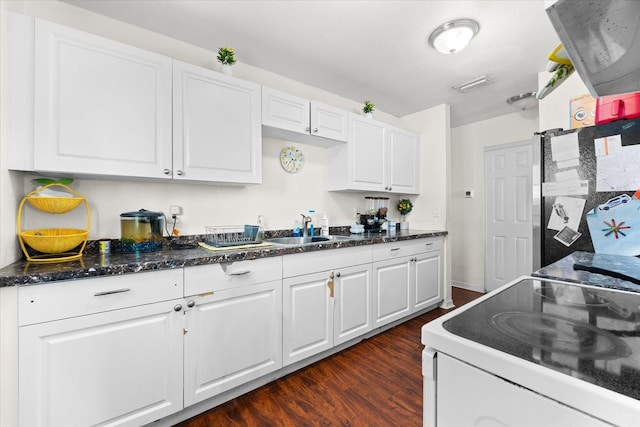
[{"xmin": 422, "ymin": 276, "xmax": 640, "ymax": 427}]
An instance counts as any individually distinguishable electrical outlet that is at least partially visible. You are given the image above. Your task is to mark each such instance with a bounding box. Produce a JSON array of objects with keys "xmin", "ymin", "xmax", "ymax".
[{"xmin": 170, "ymin": 205, "xmax": 183, "ymax": 216}]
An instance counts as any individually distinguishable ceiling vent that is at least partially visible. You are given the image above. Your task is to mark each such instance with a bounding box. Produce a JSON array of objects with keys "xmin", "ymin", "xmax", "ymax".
[{"xmin": 453, "ymin": 76, "xmax": 492, "ymax": 93}]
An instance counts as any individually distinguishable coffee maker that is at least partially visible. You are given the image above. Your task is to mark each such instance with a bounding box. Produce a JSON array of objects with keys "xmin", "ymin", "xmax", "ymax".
[{"xmin": 360, "ymin": 197, "xmax": 389, "ymax": 232}]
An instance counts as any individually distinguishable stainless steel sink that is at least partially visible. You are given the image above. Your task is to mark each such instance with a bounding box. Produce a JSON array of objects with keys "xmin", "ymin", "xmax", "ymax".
[{"xmin": 266, "ymin": 235, "xmax": 353, "ymax": 246}]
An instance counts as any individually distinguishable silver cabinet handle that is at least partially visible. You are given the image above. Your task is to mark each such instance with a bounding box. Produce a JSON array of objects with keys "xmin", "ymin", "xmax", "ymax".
[
  {"xmin": 313, "ymin": 128, "xmax": 318, "ymax": 133},
  {"xmin": 163, "ymin": 169, "xmax": 171, "ymax": 175},
  {"xmin": 174, "ymin": 304, "xmax": 183, "ymax": 312},
  {"xmin": 426, "ymin": 242, "xmax": 434, "ymax": 246},
  {"xmin": 228, "ymin": 270, "xmax": 251, "ymax": 276},
  {"xmin": 305, "ymin": 126, "xmax": 311, "ymax": 132},
  {"xmin": 336, "ymin": 272, "xmax": 341, "ymax": 277},
  {"xmin": 94, "ymin": 288, "xmax": 130, "ymax": 297},
  {"xmin": 187, "ymin": 300, "xmax": 195, "ymax": 308},
  {"xmin": 176, "ymin": 170, "xmax": 184, "ymax": 176},
  {"xmin": 390, "ymin": 248, "xmax": 401, "ymax": 252}
]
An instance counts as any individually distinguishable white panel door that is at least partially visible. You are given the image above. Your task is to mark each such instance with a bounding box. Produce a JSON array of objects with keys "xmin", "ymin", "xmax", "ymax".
[
  {"xmin": 485, "ymin": 140, "xmax": 534, "ymax": 293},
  {"xmin": 311, "ymin": 101, "xmax": 348, "ymax": 141},
  {"xmin": 34, "ymin": 19, "xmax": 173, "ymax": 178},
  {"xmin": 333, "ymin": 264, "xmax": 372, "ymax": 345},
  {"xmin": 261, "ymin": 87, "xmax": 310, "ymax": 134},
  {"xmin": 283, "ymin": 271, "xmax": 333, "ymax": 366},
  {"xmin": 350, "ymin": 115, "xmax": 386, "ymax": 191},
  {"xmin": 413, "ymin": 251, "xmax": 442, "ymax": 311},
  {"xmin": 19, "ymin": 300, "xmax": 183, "ymax": 427},
  {"xmin": 373, "ymin": 257, "xmax": 411, "ymax": 327},
  {"xmin": 183, "ymin": 280, "xmax": 282, "ymax": 406},
  {"xmin": 173, "ymin": 61, "xmax": 262, "ymax": 183},
  {"xmin": 387, "ymin": 126, "xmax": 420, "ymax": 194}
]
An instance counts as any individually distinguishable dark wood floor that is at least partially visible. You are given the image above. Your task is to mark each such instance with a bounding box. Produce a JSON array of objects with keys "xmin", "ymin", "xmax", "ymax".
[{"xmin": 176, "ymin": 287, "xmax": 482, "ymax": 427}]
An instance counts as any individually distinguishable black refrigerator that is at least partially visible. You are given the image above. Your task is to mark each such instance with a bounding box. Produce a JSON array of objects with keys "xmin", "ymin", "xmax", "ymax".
[{"xmin": 541, "ymin": 117, "xmax": 640, "ymax": 266}]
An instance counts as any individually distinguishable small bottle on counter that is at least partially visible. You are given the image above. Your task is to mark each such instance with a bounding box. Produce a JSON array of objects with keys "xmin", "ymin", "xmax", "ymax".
[
  {"xmin": 293, "ymin": 220, "xmax": 301, "ymax": 237},
  {"xmin": 321, "ymin": 213, "xmax": 329, "ymax": 236},
  {"xmin": 308, "ymin": 209, "xmax": 315, "ymax": 237}
]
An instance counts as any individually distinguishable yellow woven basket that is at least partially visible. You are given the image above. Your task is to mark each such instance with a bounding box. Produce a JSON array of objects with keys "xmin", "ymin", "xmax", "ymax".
[
  {"xmin": 19, "ymin": 228, "xmax": 89, "ymax": 254},
  {"xmin": 26, "ymin": 196, "xmax": 84, "ymax": 214}
]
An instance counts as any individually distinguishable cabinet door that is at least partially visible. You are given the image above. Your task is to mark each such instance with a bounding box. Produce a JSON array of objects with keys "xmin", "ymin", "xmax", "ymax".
[
  {"xmin": 283, "ymin": 271, "xmax": 333, "ymax": 366},
  {"xmin": 373, "ymin": 256, "xmax": 412, "ymax": 327},
  {"xmin": 413, "ymin": 251, "xmax": 442, "ymax": 312},
  {"xmin": 34, "ymin": 19, "xmax": 173, "ymax": 179},
  {"xmin": 350, "ymin": 115, "xmax": 386, "ymax": 191},
  {"xmin": 311, "ymin": 101, "xmax": 348, "ymax": 141},
  {"xmin": 19, "ymin": 300, "xmax": 183, "ymax": 427},
  {"xmin": 386, "ymin": 126, "xmax": 420, "ymax": 194},
  {"xmin": 334, "ymin": 264, "xmax": 373, "ymax": 346},
  {"xmin": 173, "ymin": 61, "xmax": 262, "ymax": 184},
  {"xmin": 262, "ymin": 87, "xmax": 310, "ymax": 134},
  {"xmin": 183, "ymin": 280, "xmax": 282, "ymax": 406}
]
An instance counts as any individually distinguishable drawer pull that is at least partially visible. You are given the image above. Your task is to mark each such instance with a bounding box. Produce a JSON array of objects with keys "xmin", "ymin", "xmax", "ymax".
[
  {"xmin": 426, "ymin": 242, "xmax": 434, "ymax": 246},
  {"xmin": 228, "ymin": 270, "xmax": 251, "ymax": 276},
  {"xmin": 94, "ymin": 288, "xmax": 131, "ymax": 297},
  {"xmin": 390, "ymin": 248, "xmax": 401, "ymax": 252}
]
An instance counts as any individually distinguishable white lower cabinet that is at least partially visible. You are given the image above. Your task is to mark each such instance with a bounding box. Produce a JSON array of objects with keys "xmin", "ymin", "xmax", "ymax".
[
  {"xmin": 413, "ymin": 249, "xmax": 442, "ymax": 312},
  {"xmin": 282, "ymin": 246, "xmax": 373, "ymax": 366},
  {"xmin": 15, "ymin": 238, "xmax": 443, "ymax": 426},
  {"xmin": 373, "ymin": 237, "xmax": 443, "ymax": 328},
  {"xmin": 18, "ymin": 270, "xmax": 184, "ymax": 427},
  {"xmin": 183, "ymin": 280, "xmax": 282, "ymax": 406},
  {"xmin": 373, "ymin": 255, "xmax": 412, "ymax": 327}
]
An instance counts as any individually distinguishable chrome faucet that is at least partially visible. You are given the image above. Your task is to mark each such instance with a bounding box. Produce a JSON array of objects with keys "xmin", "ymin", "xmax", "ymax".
[{"xmin": 300, "ymin": 213, "xmax": 312, "ymax": 237}]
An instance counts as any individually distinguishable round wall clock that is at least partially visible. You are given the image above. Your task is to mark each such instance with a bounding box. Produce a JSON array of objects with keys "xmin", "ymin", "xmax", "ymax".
[{"xmin": 280, "ymin": 145, "xmax": 304, "ymax": 173}]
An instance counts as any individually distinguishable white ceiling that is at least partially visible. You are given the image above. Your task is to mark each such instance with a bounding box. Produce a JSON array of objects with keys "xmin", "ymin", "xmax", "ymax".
[{"xmin": 62, "ymin": 0, "xmax": 562, "ymax": 127}]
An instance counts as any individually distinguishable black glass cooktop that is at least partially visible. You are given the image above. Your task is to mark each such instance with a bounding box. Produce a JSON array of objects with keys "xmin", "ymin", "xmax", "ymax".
[{"xmin": 444, "ymin": 278, "xmax": 640, "ymax": 400}]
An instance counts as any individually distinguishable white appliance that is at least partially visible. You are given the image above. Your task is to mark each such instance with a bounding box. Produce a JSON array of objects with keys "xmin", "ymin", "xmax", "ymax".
[{"xmin": 422, "ymin": 276, "xmax": 640, "ymax": 427}]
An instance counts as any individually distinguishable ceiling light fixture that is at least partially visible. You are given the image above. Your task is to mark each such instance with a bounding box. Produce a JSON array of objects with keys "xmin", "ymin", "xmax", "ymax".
[
  {"xmin": 453, "ymin": 75, "xmax": 492, "ymax": 93},
  {"xmin": 429, "ymin": 19, "xmax": 480, "ymax": 55},
  {"xmin": 506, "ymin": 92, "xmax": 538, "ymax": 110}
]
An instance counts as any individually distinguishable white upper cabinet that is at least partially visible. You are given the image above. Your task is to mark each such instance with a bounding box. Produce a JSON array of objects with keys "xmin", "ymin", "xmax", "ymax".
[
  {"xmin": 386, "ymin": 125, "xmax": 420, "ymax": 194},
  {"xmin": 173, "ymin": 61, "xmax": 262, "ymax": 184},
  {"xmin": 262, "ymin": 87, "xmax": 348, "ymax": 144},
  {"xmin": 33, "ymin": 19, "xmax": 173, "ymax": 179},
  {"xmin": 327, "ymin": 114, "xmax": 420, "ymax": 194}
]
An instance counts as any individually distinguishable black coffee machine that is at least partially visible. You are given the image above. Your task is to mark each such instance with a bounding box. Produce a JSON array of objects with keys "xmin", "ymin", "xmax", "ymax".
[{"xmin": 360, "ymin": 196, "xmax": 389, "ymax": 232}]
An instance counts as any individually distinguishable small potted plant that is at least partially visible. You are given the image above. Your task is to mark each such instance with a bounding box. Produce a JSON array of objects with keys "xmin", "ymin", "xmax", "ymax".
[
  {"xmin": 397, "ymin": 198, "xmax": 413, "ymax": 230},
  {"xmin": 363, "ymin": 100, "xmax": 375, "ymax": 118},
  {"xmin": 217, "ymin": 47, "xmax": 236, "ymax": 75}
]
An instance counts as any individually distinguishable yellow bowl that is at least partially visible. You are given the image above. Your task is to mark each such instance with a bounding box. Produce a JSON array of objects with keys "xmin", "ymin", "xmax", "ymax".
[
  {"xmin": 20, "ymin": 228, "xmax": 88, "ymax": 253},
  {"xmin": 26, "ymin": 196, "xmax": 84, "ymax": 214}
]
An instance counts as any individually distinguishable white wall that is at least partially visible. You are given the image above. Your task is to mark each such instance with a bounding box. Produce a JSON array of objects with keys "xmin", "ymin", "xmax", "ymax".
[
  {"xmin": 450, "ymin": 110, "xmax": 539, "ymax": 292},
  {"xmin": 0, "ymin": 0, "xmax": 448, "ymax": 267},
  {"xmin": 538, "ymin": 70, "xmax": 590, "ymax": 132}
]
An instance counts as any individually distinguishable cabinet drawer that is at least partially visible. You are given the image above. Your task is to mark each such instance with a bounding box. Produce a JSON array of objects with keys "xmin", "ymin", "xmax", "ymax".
[
  {"xmin": 413, "ymin": 237, "xmax": 443, "ymax": 254},
  {"xmin": 19, "ymin": 269, "xmax": 183, "ymax": 326},
  {"xmin": 283, "ymin": 246, "xmax": 372, "ymax": 278},
  {"xmin": 184, "ymin": 256, "xmax": 282, "ymax": 295},
  {"xmin": 372, "ymin": 238, "xmax": 442, "ymax": 262}
]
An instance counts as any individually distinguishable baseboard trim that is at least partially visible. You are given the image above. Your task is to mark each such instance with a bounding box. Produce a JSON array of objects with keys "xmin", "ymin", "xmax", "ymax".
[{"xmin": 452, "ymin": 280, "xmax": 484, "ymax": 293}]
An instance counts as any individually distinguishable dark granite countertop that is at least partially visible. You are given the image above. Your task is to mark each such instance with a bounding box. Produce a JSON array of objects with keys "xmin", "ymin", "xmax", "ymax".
[
  {"xmin": 532, "ymin": 251, "xmax": 640, "ymax": 293},
  {"xmin": 0, "ymin": 229, "xmax": 447, "ymax": 287}
]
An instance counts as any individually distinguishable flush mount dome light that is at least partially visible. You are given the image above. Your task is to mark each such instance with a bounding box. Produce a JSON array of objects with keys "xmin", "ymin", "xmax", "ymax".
[
  {"xmin": 507, "ymin": 92, "xmax": 538, "ymax": 110},
  {"xmin": 429, "ymin": 19, "xmax": 479, "ymax": 54}
]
